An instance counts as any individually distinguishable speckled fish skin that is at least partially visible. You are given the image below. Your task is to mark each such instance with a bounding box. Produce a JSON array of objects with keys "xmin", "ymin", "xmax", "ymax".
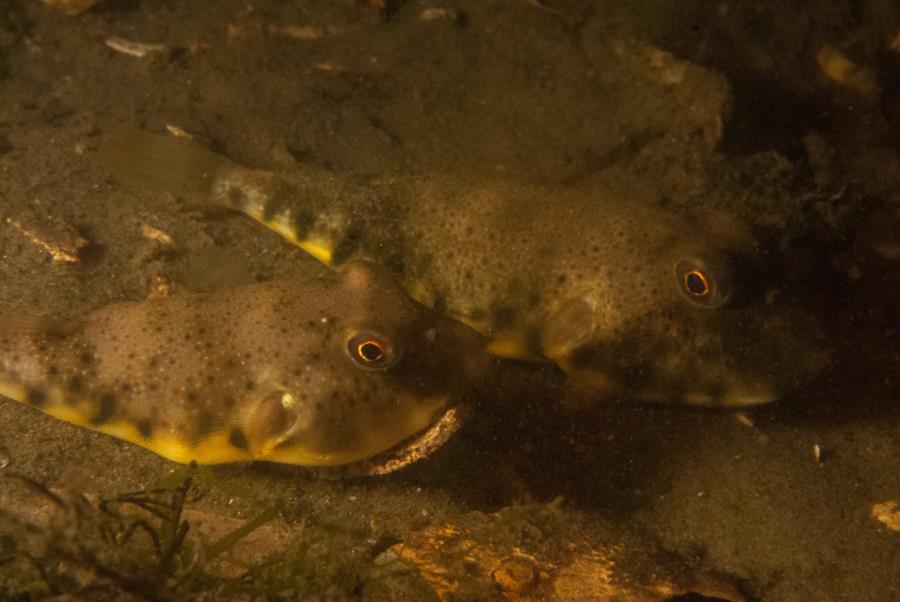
[
  {"xmin": 402, "ymin": 179, "xmax": 830, "ymax": 406},
  {"xmin": 102, "ymin": 129, "xmax": 829, "ymax": 406},
  {"xmin": 0, "ymin": 261, "xmax": 488, "ymax": 466}
]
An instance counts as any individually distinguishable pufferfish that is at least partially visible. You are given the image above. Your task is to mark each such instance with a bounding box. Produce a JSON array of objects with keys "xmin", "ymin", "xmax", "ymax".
[
  {"xmin": 102, "ymin": 128, "xmax": 830, "ymax": 406},
  {"xmin": 0, "ymin": 261, "xmax": 487, "ymax": 472}
]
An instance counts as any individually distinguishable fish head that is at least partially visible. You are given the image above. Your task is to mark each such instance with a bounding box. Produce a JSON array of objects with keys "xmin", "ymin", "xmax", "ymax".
[
  {"xmin": 259, "ymin": 260, "xmax": 488, "ymax": 466},
  {"xmin": 541, "ymin": 211, "xmax": 831, "ymax": 406}
]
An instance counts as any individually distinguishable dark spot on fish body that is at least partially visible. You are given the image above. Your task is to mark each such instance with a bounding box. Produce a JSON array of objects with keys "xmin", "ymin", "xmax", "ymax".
[
  {"xmin": 67, "ymin": 375, "xmax": 83, "ymax": 394},
  {"xmin": 263, "ymin": 180, "xmax": 296, "ymax": 221},
  {"xmin": 293, "ymin": 210, "xmax": 316, "ymax": 239},
  {"xmin": 262, "ymin": 197, "xmax": 278, "ymax": 222},
  {"xmin": 432, "ymin": 294, "xmax": 447, "ymax": 314},
  {"xmin": 193, "ymin": 409, "xmax": 217, "ymax": 441},
  {"xmin": 228, "ymin": 427, "xmax": 249, "ymax": 451},
  {"xmin": 137, "ymin": 419, "xmax": 153, "ymax": 439},
  {"xmin": 228, "ymin": 186, "xmax": 247, "ymax": 208},
  {"xmin": 331, "ymin": 227, "xmax": 363, "ymax": 266},
  {"xmin": 90, "ymin": 392, "xmax": 117, "ymax": 425},
  {"xmin": 26, "ymin": 388, "xmax": 47, "ymax": 408}
]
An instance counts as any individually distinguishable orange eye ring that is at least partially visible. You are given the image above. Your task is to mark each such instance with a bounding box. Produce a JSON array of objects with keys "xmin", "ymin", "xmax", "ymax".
[
  {"xmin": 683, "ymin": 270, "xmax": 710, "ymax": 297},
  {"xmin": 674, "ymin": 256, "xmax": 732, "ymax": 308},
  {"xmin": 347, "ymin": 332, "xmax": 398, "ymax": 370},
  {"xmin": 357, "ymin": 339, "xmax": 386, "ymax": 363}
]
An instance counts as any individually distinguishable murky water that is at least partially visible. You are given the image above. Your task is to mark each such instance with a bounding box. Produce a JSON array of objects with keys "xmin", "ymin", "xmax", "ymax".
[{"xmin": 1, "ymin": 2, "xmax": 898, "ymax": 600}]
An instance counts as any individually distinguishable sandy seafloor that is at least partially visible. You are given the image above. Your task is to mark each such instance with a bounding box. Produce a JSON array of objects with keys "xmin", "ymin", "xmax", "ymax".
[{"xmin": 1, "ymin": 1, "xmax": 899, "ymax": 600}]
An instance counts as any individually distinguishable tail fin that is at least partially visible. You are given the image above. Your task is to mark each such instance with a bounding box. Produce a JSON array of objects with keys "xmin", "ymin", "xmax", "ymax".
[{"xmin": 99, "ymin": 127, "xmax": 231, "ymax": 198}]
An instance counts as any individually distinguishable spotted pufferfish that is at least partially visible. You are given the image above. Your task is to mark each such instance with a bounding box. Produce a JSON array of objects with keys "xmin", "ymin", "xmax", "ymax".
[
  {"xmin": 0, "ymin": 261, "xmax": 487, "ymax": 473},
  {"xmin": 103, "ymin": 128, "xmax": 830, "ymax": 407}
]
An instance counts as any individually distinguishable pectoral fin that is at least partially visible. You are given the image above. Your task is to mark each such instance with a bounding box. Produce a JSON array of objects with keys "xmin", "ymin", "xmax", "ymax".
[{"xmin": 540, "ymin": 295, "xmax": 598, "ymax": 365}]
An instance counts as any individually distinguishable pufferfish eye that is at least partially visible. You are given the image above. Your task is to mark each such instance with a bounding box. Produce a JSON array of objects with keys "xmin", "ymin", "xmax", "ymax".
[
  {"xmin": 346, "ymin": 331, "xmax": 399, "ymax": 370},
  {"xmin": 674, "ymin": 256, "xmax": 732, "ymax": 308}
]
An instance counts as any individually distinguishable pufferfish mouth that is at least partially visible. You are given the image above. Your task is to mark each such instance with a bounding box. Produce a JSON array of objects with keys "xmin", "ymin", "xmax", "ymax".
[{"xmin": 308, "ymin": 405, "xmax": 470, "ymax": 478}]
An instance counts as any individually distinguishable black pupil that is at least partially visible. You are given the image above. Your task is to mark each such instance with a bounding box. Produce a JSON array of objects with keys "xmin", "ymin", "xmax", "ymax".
[
  {"xmin": 359, "ymin": 341, "xmax": 384, "ymax": 362},
  {"xmin": 685, "ymin": 271, "xmax": 709, "ymax": 295}
]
